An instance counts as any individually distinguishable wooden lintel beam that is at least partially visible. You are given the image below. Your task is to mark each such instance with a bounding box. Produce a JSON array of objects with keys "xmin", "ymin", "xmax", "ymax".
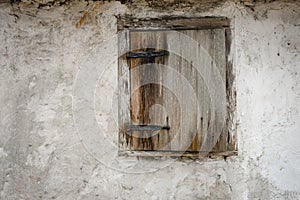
[{"xmin": 0, "ymin": 0, "xmax": 11, "ymax": 3}]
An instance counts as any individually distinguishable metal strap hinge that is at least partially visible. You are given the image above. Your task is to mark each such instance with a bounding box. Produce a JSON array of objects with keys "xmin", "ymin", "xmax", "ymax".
[{"xmin": 126, "ymin": 50, "xmax": 169, "ymax": 58}]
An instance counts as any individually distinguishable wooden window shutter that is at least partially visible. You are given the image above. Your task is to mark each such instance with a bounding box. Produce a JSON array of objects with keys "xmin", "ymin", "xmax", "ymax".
[{"xmin": 118, "ymin": 17, "xmax": 237, "ymax": 157}]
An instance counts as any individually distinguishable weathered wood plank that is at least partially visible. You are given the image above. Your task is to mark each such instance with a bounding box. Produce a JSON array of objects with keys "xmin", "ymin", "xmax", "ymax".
[
  {"xmin": 118, "ymin": 30, "xmax": 131, "ymax": 151},
  {"xmin": 178, "ymin": 30, "xmax": 198, "ymax": 152},
  {"xmin": 225, "ymin": 28, "xmax": 237, "ymax": 151},
  {"xmin": 117, "ymin": 17, "xmax": 230, "ymax": 31},
  {"xmin": 119, "ymin": 150, "xmax": 238, "ymax": 158},
  {"xmin": 129, "ymin": 31, "xmax": 170, "ymax": 150},
  {"xmin": 209, "ymin": 28, "xmax": 227, "ymax": 153}
]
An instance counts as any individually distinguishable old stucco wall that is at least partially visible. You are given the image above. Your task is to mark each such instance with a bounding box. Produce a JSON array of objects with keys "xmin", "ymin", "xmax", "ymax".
[{"xmin": 0, "ymin": 0, "xmax": 299, "ymax": 199}]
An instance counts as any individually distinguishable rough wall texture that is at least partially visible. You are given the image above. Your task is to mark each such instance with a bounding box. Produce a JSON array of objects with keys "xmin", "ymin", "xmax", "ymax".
[{"xmin": 0, "ymin": 0, "xmax": 299, "ymax": 199}]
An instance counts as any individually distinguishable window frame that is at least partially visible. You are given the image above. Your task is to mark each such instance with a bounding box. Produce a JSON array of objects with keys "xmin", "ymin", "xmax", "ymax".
[{"xmin": 117, "ymin": 16, "xmax": 237, "ymax": 158}]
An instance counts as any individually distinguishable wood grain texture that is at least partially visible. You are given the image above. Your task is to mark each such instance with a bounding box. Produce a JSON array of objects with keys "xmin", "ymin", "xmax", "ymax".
[
  {"xmin": 225, "ymin": 28, "xmax": 237, "ymax": 151},
  {"xmin": 118, "ymin": 17, "xmax": 237, "ymax": 156},
  {"xmin": 129, "ymin": 31, "xmax": 170, "ymax": 150},
  {"xmin": 119, "ymin": 150, "xmax": 238, "ymax": 158},
  {"xmin": 117, "ymin": 16, "xmax": 230, "ymax": 31},
  {"xmin": 118, "ymin": 30, "xmax": 131, "ymax": 151}
]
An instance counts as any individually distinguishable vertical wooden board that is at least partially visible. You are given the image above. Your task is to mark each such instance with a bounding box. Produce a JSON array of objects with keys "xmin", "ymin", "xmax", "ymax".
[
  {"xmin": 225, "ymin": 28, "xmax": 237, "ymax": 151},
  {"xmin": 178, "ymin": 30, "xmax": 198, "ymax": 152},
  {"xmin": 129, "ymin": 55, "xmax": 143, "ymax": 150},
  {"xmin": 202, "ymin": 29, "xmax": 227, "ymax": 153},
  {"xmin": 192, "ymin": 30, "xmax": 208, "ymax": 152},
  {"xmin": 208, "ymin": 28, "xmax": 227, "ymax": 153},
  {"xmin": 179, "ymin": 29, "xmax": 226, "ymax": 153},
  {"xmin": 129, "ymin": 32, "xmax": 149, "ymax": 150},
  {"xmin": 180, "ymin": 30, "xmax": 207, "ymax": 151},
  {"xmin": 162, "ymin": 30, "xmax": 183, "ymax": 151},
  {"xmin": 212, "ymin": 29, "xmax": 228, "ymax": 152},
  {"xmin": 152, "ymin": 31, "xmax": 169, "ymax": 151},
  {"xmin": 118, "ymin": 30, "xmax": 131, "ymax": 151},
  {"xmin": 204, "ymin": 29, "xmax": 217, "ymax": 152},
  {"xmin": 129, "ymin": 31, "xmax": 170, "ymax": 151},
  {"xmin": 198, "ymin": 29, "xmax": 213, "ymax": 152}
]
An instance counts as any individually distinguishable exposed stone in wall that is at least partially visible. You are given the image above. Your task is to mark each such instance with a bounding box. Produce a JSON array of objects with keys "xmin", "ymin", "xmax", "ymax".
[{"xmin": 0, "ymin": 0, "xmax": 299, "ymax": 199}]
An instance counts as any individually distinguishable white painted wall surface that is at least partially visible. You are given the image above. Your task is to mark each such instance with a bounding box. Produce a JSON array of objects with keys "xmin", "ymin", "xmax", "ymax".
[{"xmin": 0, "ymin": 0, "xmax": 299, "ymax": 199}]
